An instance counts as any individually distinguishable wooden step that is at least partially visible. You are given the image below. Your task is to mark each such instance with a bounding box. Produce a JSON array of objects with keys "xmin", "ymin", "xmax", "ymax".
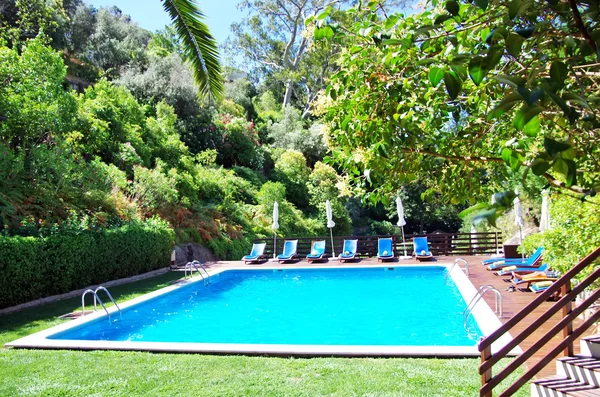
[
  {"xmin": 581, "ymin": 336, "xmax": 600, "ymax": 359},
  {"xmin": 531, "ymin": 375, "xmax": 600, "ymax": 396},
  {"xmin": 557, "ymin": 356, "xmax": 600, "ymax": 387}
]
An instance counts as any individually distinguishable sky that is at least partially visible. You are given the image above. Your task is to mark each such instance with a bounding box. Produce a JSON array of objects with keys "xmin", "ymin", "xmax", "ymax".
[{"xmin": 84, "ymin": 0, "xmax": 246, "ymax": 46}]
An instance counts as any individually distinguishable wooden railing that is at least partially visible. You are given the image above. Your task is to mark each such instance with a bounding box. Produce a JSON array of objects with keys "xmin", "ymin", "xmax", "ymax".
[
  {"xmin": 479, "ymin": 246, "xmax": 600, "ymax": 396},
  {"xmin": 254, "ymin": 232, "xmax": 502, "ymax": 258}
]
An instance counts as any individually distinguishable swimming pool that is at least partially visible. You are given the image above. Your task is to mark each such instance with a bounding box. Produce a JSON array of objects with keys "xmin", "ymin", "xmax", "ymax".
[{"xmin": 7, "ymin": 264, "xmax": 517, "ymax": 357}]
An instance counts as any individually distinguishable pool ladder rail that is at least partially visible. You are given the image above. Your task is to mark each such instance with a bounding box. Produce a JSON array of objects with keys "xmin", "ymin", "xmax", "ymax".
[
  {"xmin": 185, "ymin": 260, "xmax": 210, "ymax": 285},
  {"xmin": 463, "ymin": 284, "xmax": 503, "ymax": 330},
  {"xmin": 81, "ymin": 286, "xmax": 122, "ymax": 322},
  {"xmin": 445, "ymin": 258, "xmax": 470, "ymax": 282}
]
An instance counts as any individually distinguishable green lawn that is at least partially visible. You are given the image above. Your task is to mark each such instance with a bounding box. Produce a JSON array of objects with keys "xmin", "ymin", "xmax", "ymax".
[{"xmin": 0, "ymin": 272, "xmax": 527, "ymax": 397}]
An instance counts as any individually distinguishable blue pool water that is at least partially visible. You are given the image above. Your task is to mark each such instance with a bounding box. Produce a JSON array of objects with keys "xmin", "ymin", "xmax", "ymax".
[{"xmin": 50, "ymin": 267, "xmax": 482, "ymax": 346}]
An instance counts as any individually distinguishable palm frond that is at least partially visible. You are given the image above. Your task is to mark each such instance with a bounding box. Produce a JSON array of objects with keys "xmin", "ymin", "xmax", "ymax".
[{"xmin": 162, "ymin": 0, "xmax": 224, "ymax": 102}]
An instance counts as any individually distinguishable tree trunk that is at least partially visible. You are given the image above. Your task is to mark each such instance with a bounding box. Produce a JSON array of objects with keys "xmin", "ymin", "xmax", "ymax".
[{"xmin": 282, "ymin": 79, "xmax": 293, "ymax": 108}]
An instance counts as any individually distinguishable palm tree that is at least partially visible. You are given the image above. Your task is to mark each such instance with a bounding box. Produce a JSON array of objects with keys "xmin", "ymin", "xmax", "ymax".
[{"xmin": 162, "ymin": 0, "xmax": 224, "ymax": 101}]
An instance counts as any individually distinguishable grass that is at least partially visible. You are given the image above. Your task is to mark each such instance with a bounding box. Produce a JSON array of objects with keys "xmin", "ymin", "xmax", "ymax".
[{"xmin": 0, "ymin": 271, "xmax": 528, "ymax": 397}]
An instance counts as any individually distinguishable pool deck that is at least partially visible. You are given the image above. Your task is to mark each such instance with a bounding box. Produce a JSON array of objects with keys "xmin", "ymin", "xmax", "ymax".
[{"xmin": 203, "ymin": 255, "xmax": 586, "ymax": 379}]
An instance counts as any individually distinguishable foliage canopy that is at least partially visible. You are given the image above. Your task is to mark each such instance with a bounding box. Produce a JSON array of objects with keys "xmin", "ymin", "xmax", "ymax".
[{"xmin": 319, "ymin": 0, "xmax": 600, "ymax": 219}]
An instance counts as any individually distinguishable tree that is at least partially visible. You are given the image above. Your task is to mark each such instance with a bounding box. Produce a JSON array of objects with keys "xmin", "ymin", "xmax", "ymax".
[
  {"xmin": 117, "ymin": 53, "xmax": 200, "ymax": 118},
  {"xmin": 0, "ymin": 38, "xmax": 77, "ymax": 165},
  {"xmin": 273, "ymin": 149, "xmax": 311, "ymax": 210},
  {"xmin": 230, "ymin": 0, "xmax": 349, "ymax": 112},
  {"xmin": 267, "ymin": 106, "xmax": 327, "ymax": 165},
  {"xmin": 308, "ymin": 161, "xmax": 352, "ymax": 234},
  {"xmin": 319, "ymin": 0, "xmax": 600, "ymax": 221},
  {"xmin": 82, "ymin": 6, "xmax": 151, "ymax": 75},
  {"xmin": 2, "ymin": 0, "xmax": 225, "ymax": 102}
]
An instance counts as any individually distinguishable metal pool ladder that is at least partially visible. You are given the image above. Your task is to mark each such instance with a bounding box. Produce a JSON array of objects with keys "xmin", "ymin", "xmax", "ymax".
[
  {"xmin": 185, "ymin": 260, "xmax": 210, "ymax": 285},
  {"xmin": 445, "ymin": 258, "xmax": 470, "ymax": 281},
  {"xmin": 81, "ymin": 286, "xmax": 122, "ymax": 322},
  {"xmin": 463, "ymin": 284, "xmax": 502, "ymax": 329}
]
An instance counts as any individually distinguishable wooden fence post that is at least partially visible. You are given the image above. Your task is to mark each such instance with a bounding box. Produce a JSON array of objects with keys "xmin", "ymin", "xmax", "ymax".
[{"xmin": 481, "ymin": 344, "xmax": 492, "ymax": 397}]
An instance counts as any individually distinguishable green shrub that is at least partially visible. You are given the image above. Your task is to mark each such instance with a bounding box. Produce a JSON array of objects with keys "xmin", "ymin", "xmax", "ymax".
[
  {"xmin": 0, "ymin": 218, "xmax": 174, "ymax": 309},
  {"xmin": 523, "ymin": 195, "xmax": 600, "ymax": 283}
]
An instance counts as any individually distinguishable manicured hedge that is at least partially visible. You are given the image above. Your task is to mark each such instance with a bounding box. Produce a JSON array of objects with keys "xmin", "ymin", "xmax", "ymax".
[{"xmin": 0, "ymin": 220, "xmax": 174, "ymax": 309}]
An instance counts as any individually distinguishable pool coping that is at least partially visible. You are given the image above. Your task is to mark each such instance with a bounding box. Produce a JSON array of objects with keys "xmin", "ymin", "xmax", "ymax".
[{"xmin": 5, "ymin": 263, "xmax": 522, "ymax": 357}]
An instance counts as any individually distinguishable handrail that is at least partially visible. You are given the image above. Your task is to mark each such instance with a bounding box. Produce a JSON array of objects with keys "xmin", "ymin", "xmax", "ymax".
[
  {"xmin": 81, "ymin": 289, "xmax": 111, "ymax": 321},
  {"xmin": 94, "ymin": 286, "xmax": 122, "ymax": 319},
  {"xmin": 479, "ymin": 246, "xmax": 600, "ymax": 397},
  {"xmin": 445, "ymin": 258, "xmax": 469, "ymax": 282},
  {"xmin": 464, "ymin": 285, "xmax": 502, "ymax": 329},
  {"xmin": 185, "ymin": 260, "xmax": 210, "ymax": 285},
  {"xmin": 455, "ymin": 258, "xmax": 469, "ymax": 277}
]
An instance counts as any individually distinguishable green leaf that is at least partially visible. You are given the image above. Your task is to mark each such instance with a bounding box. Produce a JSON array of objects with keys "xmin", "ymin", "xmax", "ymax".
[
  {"xmin": 530, "ymin": 158, "xmax": 551, "ymax": 176},
  {"xmin": 506, "ymin": 34, "xmax": 524, "ymax": 57},
  {"xmin": 492, "ymin": 191, "xmax": 517, "ymax": 207},
  {"xmin": 317, "ymin": 7, "xmax": 332, "ymax": 20},
  {"xmin": 382, "ymin": 39, "xmax": 405, "ymax": 46},
  {"xmin": 548, "ymin": 92, "xmax": 571, "ymax": 115},
  {"xmin": 487, "ymin": 92, "xmax": 522, "ymax": 120},
  {"xmin": 565, "ymin": 159, "xmax": 577, "ymax": 186},
  {"xmin": 443, "ymin": 71, "xmax": 462, "ymax": 100},
  {"xmin": 501, "ymin": 147, "xmax": 513, "ymax": 163},
  {"xmin": 445, "ymin": 0, "xmax": 460, "ymax": 16},
  {"xmin": 474, "ymin": 0, "xmax": 488, "ymax": 10},
  {"xmin": 508, "ymin": 0, "xmax": 522, "ymax": 19},
  {"xmin": 563, "ymin": 92, "xmax": 590, "ymax": 109},
  {"xmin": 450, "ymin": 63, "xmax": 467, "ymax": 80},
  {"xmin": 416, "ymin": 58, "xmax": 437, "ymax": 66},
  {"xmin": 473, "ymin": 208, "xmax": 501, "ymax": 227},
  {"xmin": 515, "ymin": 26, "xmax": 535, "ymax": 38},
  {"xmin": 163, "ymin": 0, "xmax": 224, "ymax": 101},
  {"xmin": 544, "ymin": 137, "xmax": 571, "ymax": 156},
  {"xmin": 553, "ymin": 157, "xmax": 568, "ymax": 177},
  {"xmin": 523, "ymin": 115, "xmax": 541, "ymax": 136},
  {"xmin": 434, "ymin": 14, "xmax": 453, "ymax": 25},
  {"xmin": 509, "ymin": 154, "xmax": 521, "ymax": 169},
  {"xmin": 429, "ymin": 66, "xmax": 445, "ymax": 86},
  {"xmin": 458, "ymin": 202, "xmax": 490, "ymax": 218},
  {"xmin": 550, "ymin": 61, "xmax": 568, "ymax": 88},
  {"xmin": 385, "ymin": 15, "xmax": 400, "ymax": 29},
  {"xmin": 315, "ymin": 26, "xmax": 334, "ymax": 40},
  {"xmin": 485, "ymin": 45, "xmax": 503, "ymax": 69},
  {"xmin": 517, "ymin": 86, "xmax": 544, "ymax": 106},
  {"xmin": 513, "ymin": 105, "xmax": 542, "ymax": 130},
  {"xmin": 492, "ymin": 75, "xmax": 526, "ymax": 88},
  {"xmin": 330, "ymin": 87, "xmax": 337, "ymax": 101},
  {"xmin": 468, "ymin": 56, "xmax": 487, "ymax": 85},
  {"xmin": 485, "ymin": 27, "xmax": 508, "ymax": 44}
]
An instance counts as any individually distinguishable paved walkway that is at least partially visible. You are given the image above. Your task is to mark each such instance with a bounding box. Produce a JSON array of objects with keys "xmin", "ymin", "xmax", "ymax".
[{"xmin": 202, "ymin": 255, "xmax": 589, "ymax": 380}]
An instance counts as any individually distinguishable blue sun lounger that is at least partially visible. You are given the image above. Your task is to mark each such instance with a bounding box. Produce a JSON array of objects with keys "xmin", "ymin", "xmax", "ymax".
[
  {"xmin": 529, "ymin": 280, "xmax": 554, "ymax": 293},
  {"xmin": 413, "ymin": 237, "xmax": 433, "ymax": 261},
  {"xmin": 242, "ymin": 242, "xmax": 267, "ymax": 264},
  {"xmin": 486, "ymin": 247, "xmax": 544, "ymax": 271},
  {"xmin": 483, "ymin": 247, "xmax": 544, "ymax": 265},
  {"xmin": 307, "ymin": 240, "xmax": 326, "ymax": 263},
  {"xmin": 377, "ymin": 237, "xmax": 394, "ymax": 262},
  {"xmin": 339, "ymin": 239, "xmax": 358, "ymax": 262},
  {"xmin": 277, "ymin": 240, "xmax": 299, "ymax": 263},
  {"xmin": 494, "ymin": 263, "xmax": 549, "ymax": 277}
]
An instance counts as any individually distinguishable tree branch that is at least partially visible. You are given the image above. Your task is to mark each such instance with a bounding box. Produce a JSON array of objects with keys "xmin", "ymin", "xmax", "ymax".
[
  {"xmin": 542, "ymin": 172, "xmax": 588, "ymax": 194},
  {"xmin": 567, "ymin": 0, "xmax": 599, "ymax": 60},
  {"xmin": 401, "ymin": 148, "xmax": 504, "ymax": 163}
]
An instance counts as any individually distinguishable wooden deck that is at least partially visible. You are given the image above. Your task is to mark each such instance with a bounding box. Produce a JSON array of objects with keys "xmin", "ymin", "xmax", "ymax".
[{"xmin": 203, "ymin": 254, "xmax": 592, "ymax": 380}]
